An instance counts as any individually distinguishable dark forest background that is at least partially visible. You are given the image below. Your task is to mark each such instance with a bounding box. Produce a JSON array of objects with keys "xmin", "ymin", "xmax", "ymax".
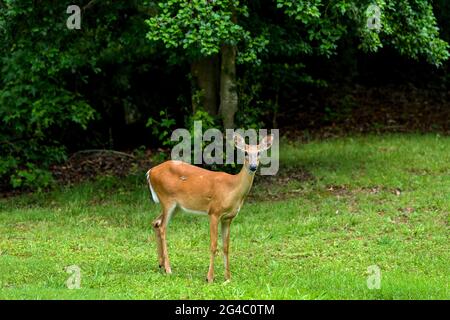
[{"xmin": 0, "ymin": 0, "xmax": 449, "ymax": 190}]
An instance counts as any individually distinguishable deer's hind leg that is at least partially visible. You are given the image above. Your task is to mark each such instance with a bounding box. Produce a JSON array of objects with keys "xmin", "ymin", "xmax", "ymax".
[
  {"xmin": 154, "ymin": 202, "xmax": 176, "ymax": 274},
  {"xmin": 152, "ymin": 214, "xmax": 164, "ymax": 269}
]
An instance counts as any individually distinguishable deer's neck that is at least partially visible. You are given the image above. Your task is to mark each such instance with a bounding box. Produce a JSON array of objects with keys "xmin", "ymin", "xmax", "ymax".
[{"xmin": 234, "ymin": 162, "xmax": 256, "ymax": 200}]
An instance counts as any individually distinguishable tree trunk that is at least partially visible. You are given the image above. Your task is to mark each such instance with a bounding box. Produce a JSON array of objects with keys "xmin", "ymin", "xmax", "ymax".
[
  {"xmin": 219, "ymin": 44, "xmax": 238, "ymax": 129},
  {"xmin": 191, "ymin": 55, "xmax": 220, "ymax": 116}
]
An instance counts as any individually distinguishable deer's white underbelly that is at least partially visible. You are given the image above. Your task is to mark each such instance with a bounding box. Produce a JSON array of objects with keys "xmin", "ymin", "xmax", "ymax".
[{"xmin": 179, "ymin": 205, "xmax": 208, "ymax": 216}]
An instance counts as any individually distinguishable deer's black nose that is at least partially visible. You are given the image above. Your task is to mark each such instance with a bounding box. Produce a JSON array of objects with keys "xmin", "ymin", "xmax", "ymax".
[{"xmin": 249, "ymin": 164, "xmax": 257, "ymax": 172}]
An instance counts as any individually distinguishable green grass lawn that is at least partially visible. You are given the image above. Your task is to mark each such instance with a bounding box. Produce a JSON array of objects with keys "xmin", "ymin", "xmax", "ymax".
[{"xmin": 0, "ymin": 134, "xmax": 449, "ymax": 299}]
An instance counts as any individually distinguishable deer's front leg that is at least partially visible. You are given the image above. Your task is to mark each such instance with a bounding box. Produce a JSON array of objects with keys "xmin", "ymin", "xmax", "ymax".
[
  {"xmin": 221, "ymin": 218, "xmax": 232, "ymax": 281},
  {"xmin": 207, "ymin": 214, "xmax": 219, "ymax": 283}
]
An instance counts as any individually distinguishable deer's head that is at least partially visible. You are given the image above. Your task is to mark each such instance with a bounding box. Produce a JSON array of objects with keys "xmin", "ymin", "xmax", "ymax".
[{"xmin": 234, "ymin": 133, "xmax": 274, "ymax": 173}]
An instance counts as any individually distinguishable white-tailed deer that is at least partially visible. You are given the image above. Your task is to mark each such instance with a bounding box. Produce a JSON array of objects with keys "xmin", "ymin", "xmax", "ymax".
[{"xmin": 146, "ymin": 133, "xmax": 274, "ymax": 282}]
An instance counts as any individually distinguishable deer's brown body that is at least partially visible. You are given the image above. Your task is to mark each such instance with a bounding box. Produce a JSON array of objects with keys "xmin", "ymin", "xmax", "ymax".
[
  {"xmin": 146, "ymin": 134, "xmax": 273, "ymax": 282},
  {"xmin": 149, "ymin": 160, "xmax": 254, "ymax": 219}
]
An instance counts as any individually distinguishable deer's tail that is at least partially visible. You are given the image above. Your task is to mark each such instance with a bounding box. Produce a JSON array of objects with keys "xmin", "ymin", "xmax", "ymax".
[{"xmin": 146, "ymin": 169, "xmax": 160, "ymax": 203}]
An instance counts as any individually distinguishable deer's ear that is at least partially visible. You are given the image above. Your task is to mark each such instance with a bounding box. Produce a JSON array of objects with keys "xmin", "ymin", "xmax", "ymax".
[
  {"xmin": 234, "ymin": 133, "xmax": 246, "ymax": 151},
  {"xmin": 258, "ymin": 134, "xmax": 274, "ymax": 152}
]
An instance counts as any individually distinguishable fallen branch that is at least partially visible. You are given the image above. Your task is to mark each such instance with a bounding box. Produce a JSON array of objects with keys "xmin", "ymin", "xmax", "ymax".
[
  {"xmin": 69, "ymin": 149, "xmax": 136, "ymax": 160},
  {"xmin": 82, "ymin": 0, "xmax": 98, "ymax": 11}
]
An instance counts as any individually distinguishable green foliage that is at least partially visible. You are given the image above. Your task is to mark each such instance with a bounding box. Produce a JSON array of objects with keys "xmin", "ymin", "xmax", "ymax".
[
  {"xmin": 0, "ymin": 1, "xmax": 153, "ymax": 190},
  {"xmin": 146, "ymin": 0, "xmax": 267, "ymax": 62},
  {"xmin": 146, "ymin": 110, "xmax": 177, "ymax": 146},
  {"xmin": 0, "ymin": 0, "xmax": 448, "ymax": 191},
  {"xmin": 235, "ymin": 79, "xmax": 266, "ymax": 130},
  {"xmin": 354, "ymin": 0, "xmax": 449, "ymax": 65},
  {"xmin": 146, "ymin": 0, "xmax": 448, "ymax": 136},
  {"xmin": 275, "ymin": 0, "xmax": 449, "ymax": 65},
  {"xmin": 10, "ymin": 163, "xmax": 54, "ymax": 190},
  {"xmin": 187, "ymin": 109, "xmax": 229, "ymax": 170},
  {"xmin": 0, "ymin": 2, "xmax": 95, "ymax": 189},
  {"xmin": 382, "ymin": 0, "xmax": 449, "ymax": 66},
  {"xmin": 186, "ymin": 109, "xmax": 218, "ymax": 133},
  {"xmin": 184, "ymin": 109, "xmax": 241, "ymax": 173}
]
